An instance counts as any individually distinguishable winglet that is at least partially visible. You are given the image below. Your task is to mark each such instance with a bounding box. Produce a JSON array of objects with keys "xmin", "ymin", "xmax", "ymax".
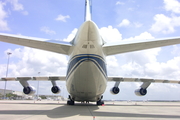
[{"xmin": 85, "ymin": 0, "xmax": 92, "ymax": 21}]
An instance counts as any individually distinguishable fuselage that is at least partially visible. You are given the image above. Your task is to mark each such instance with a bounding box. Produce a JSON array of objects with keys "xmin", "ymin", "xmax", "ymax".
[{"xmin": 66, "ymin": 20, "xmax": 107, "ymax": 102}]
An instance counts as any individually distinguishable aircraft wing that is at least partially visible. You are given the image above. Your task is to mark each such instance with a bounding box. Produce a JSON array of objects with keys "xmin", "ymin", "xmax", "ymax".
[
  {"xmin": 108, "ymin": 77, "xmax": 180, "ymax": 84},
  {"xmin": 0, "ymin": 33, "xmax": 72, "ymax": 55},
  {"xmin": 103, "ymin": 37, "xmax": 180, "ymax": 56},
  {"xmin": 0, "ymin": 76, "xmax": 66, "ymax": 81}
]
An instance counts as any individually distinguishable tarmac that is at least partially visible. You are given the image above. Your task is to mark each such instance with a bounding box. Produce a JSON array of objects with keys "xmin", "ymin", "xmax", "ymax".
[{"xmin": 0, "ymin": 100, "xmax": 180, "ymax": 120}]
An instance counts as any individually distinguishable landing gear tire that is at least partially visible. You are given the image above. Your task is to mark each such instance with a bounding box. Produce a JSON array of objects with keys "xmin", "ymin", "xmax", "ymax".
[
  {"xmin": 67, "ymin": 95, "xmax": 75, "ymax": 105},
  {"xmin": 96, "ymin": 100, "xmax": 104, "ymax": 105},
  {"xmin": 67, "ymin": 100, "xmax": 74, "ymax": 105}
]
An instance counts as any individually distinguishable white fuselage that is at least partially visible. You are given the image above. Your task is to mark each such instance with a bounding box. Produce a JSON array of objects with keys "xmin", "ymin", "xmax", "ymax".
[{"xmin": 66, "ymin": 21, "xmax": 107, "ymax": 102}]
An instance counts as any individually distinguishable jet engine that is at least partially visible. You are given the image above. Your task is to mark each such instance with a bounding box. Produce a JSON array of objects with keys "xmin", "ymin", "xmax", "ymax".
[
  {"xmin": 135, "ymin": 88, "xmax": 147, "ymax": 96},
  {"xmin": 110, "ymin": 87, "xmax": 120, "ymax": 95},
  {"xmin": 51, "ymin": 86, "xmax": 60, "ymax": 94},
  {"xmin": 23, "ymin": 86, "xmax": 36, "ymax": 95}
]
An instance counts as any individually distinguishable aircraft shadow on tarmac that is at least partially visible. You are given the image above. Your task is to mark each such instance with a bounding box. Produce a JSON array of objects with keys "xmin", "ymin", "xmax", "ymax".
[{"xmin": 0, "ymin": 103, "xmax": 180, "ymax": 119}]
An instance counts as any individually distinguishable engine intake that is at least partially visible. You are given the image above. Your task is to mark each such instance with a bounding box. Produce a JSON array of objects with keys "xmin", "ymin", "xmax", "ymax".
[
  {"xmin": 23, "ymin": 86, "xmax": 36, "ymax": 95},
  {"xmin": 110, "ymin": 87, "xmax": 120, "ymax": 95},
  {"xmin": 51, "ymin": 86, "xmax": 60, "ymax": 94},
  {"xmin": 135, "ymin": 88, "xmax": 147, "ymax": 96}
]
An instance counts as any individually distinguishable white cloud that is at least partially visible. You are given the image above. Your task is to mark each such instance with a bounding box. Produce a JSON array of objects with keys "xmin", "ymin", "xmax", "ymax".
[
  {"xmin": 3, "ymin": 47, "xmax": 68, "ymax": 77},
  {"xmin": 9, "ymin": 0, "xmax": 23, "ymax": 11},
  {"xmin": 150, "ymin": 0, "xmax": 180, "ymax": 34},
  {"xmin": 0, "ymin": 2, "xmax": 10, "ymax": 31},
  {"xmin": 164, "ymin": 0, "xmax": 180, "ymax": 14},
  {"xmin": 40, "ymin": 26, "xmax": 56, "ymax": 35},
  {"xmin": 118, "ymin": 19, "xmax": 130, "ymax": 27},
  {"xmin": 100, "ymin": 26, "xmax": 122, "ymax": 42},
  {"xmin": 55, "ymin": 14, "xmax": 70, "ymax": 22},
  {"xmin": 171, "ymin": 45, "xmax": 180, "ymax": 55},
  {"xmin": 63, "ymin": 28, "xmax": 78, "ymax": 42},
  {"xmin": 125, "ymin": 32, "xmax": 154, "ymax": 40},
  {"xmin": 0, "ymin": 47, "xmax": 68, "ymax": 95},
  {"xmin": 145, "ymin": 57, "xmax": 180, "ymax": 79},
  {"xmin": 116, "ymin": 1, "xmax": 125, "ymax": 5},
  {"xmin": 102, "ymin": 30, "xmax": 162, "ymax": 77},
  {"xmin": 22, "ymin": 11, "xmax": 28, "ymax": 15},
  {"xmin": 8, "ymin": 0, "xmax": 28, "ymax": 15},
  {"xmin": 103, "ymin": 29, "xmax": 180, "ymax": 81},
  {"xmin": 107, "ymin": 56, "xmax": 119, "ymax": 67},
  {"xmin": 134, "ymin": 22, "xmax": 143, "ymax": 28},
  {"xmin": 128, "ymin": 8, "xmax": 134, "ymax": 11},
  {"xmin": 150, "ymin": 14, "xmax": 180, "ymax": 34}
]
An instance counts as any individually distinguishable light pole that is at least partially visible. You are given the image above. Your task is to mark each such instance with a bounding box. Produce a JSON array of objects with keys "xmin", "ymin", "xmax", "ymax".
[
  {"xmin": 36, "ymin": 72, "xmax": 40, "ymax": 100},
  {"xmin": 3, "ymin": 52, "xmax": 12, "ymax": 99}
]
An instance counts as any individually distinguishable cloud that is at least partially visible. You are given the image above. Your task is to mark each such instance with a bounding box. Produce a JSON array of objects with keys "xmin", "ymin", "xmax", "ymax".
[
  {"xmin": 145, "ymin": 57, "xmax": 180, "ymax": 79},
  {"xmin": 9, "ymin": 0, "xmax": 23, "ymax": 11},
  {"xmin": 103, "ymin": 30, "xmax": 161, "ymax": 77},
  {"xmin": 164, "ymin": 0, "xmax": 180, "ymax": 14},
  {"xmin": 134, "ymin": 22, "xmax": 143, "ymax": 28},
  {"xmin": 100, "ymin": 26, "xmax": 122, "ymax": 42},
  {"xmin": 118, "ymin": 19, "xmax": 130, "ymax": 27},
  {"xmin": 150, "ymin": 14, "xmax": 180, "ymax": 34},
  {"xmin": 101, "ymin": 28, "xmax": 180, "ymax": 81},
  {"xmin": 40, "ymin": 26, "xmax": 56, "ymax": 35},
  {"xmin": 0, "ymin": 47, "xmax": 68, "ymax": 95},
  {"xmin": 150, "ymin": 0, "xmax": 180, "ymax": 34},
  {"xmin": 116, "ymin": 1, "xmax": 125, "ymax": 5},
  {"xmin": 2, "ymin": 47, "xmax": 68, "ymax": 77},
  {"xmin": 0, "ymin": 2, "xmax": 10, "ymax": 31},
  {"xmin": 63, "ymin": 28, "xmax": 78, "ymax": 42},
  {"xmin": 171, "ymin": 45, "xmax": 180, "ymax": 55},
  {"xmin": 55, "ymin": 14, "xmax": 70, "ymax": 22},
  {"xmin": 8, "ymin": 0, "xmax": 28, "ymax": 15},
  {"xmin": 22, "ymin": 11, "xmax": 28, "ymax": 15},
  {"xmin": 125, "ymin": 32, "xmax": 154, "ymax": 40}
]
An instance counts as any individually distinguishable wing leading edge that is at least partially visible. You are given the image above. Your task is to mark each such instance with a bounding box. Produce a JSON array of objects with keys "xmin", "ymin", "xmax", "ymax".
[
  {"xmin": 108, "ymin": 77, "xmax": 180, "ymax": 84},
  {"xmin": 103, "ymin": 37, "xmax": 180, "ymax": 56},
  {"xmin": 0, "ymin": 76, "xmax": 66, "ymax": 81},
  {"xmin": 0, "ymin": 33, "xmax": 72, "ymax": 55}
]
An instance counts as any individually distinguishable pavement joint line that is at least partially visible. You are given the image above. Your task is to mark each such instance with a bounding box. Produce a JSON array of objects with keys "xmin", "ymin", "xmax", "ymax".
[{"xmin": 87, "ymin": 105, "xmax": 94, "ymax": 117}]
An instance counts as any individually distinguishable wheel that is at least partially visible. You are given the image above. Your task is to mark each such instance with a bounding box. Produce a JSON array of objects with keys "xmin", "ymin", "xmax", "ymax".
[
  {"xmin": 67, "ymin": 100, "xmax": 74, "ymax": 105},
  {"xmin": 96, "ymin": 100, "xmax": 104, "ymax": 105}
]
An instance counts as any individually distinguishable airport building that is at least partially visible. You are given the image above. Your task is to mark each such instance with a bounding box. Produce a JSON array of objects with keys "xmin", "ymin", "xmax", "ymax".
[
  {"xmin": 0, "ymin": 89, "xmax": 24, "ymax": 100},
  {"xmin": 0, "ymin": 89, "xmax": 64, "ymax": 100}
]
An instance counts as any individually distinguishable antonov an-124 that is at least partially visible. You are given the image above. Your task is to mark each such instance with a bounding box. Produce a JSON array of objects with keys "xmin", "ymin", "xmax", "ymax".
[{"xmin": 1, "ymin": 0, "xmax": 180, "ymax": 105}]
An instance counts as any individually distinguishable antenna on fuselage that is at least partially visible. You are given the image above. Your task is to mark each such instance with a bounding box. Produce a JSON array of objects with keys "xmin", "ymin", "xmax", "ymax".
[{"xmin": 84, "ymin": 0, "xmax": 92, "ymax": 21}]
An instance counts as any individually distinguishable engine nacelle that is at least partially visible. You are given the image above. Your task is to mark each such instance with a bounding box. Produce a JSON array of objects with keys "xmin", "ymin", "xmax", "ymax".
[
  {"xmin": 23, "ymin": 86, "xmax": 36, "ymax": 95},
  {"xmin": 135, "ymin": 88, "xmax": 147, "ymax": 96},
  {"xmin": 51, "ymin": 86, "xmax": 60, "ymax": 94},
  {"xmin": 110, "ymin": 87, "xmax": 120, "ymax": 95}
]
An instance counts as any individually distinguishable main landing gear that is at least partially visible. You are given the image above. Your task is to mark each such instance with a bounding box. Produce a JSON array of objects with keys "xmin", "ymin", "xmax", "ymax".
[
  {"xmin": 96, "ymin": 95, "xmax": 104, "ymax": 105},
  {"xmin": 67, "ymin": 95, "xmax": 74, "ymax": 105},
  {"xmin": 96, "ymin": 100, "xmax": 104, "ymax": 105}
]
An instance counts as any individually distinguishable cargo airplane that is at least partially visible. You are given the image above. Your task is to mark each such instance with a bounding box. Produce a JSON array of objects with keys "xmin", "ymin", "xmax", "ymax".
[{"xmin": 0, "ymin": 0, "xmax": 180, "ymax": 105}]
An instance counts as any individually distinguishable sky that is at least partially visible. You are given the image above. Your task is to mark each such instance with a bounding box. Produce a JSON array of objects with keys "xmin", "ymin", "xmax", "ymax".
[{"xmin": 0, "ymin": 0, "xmax": 180, "ymax": 101}]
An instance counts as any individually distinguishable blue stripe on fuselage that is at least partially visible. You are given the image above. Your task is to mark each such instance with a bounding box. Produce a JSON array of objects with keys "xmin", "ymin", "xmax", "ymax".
[{"xmin": 66, "ymin": 54, "xmax": 107, "ymax": 79}]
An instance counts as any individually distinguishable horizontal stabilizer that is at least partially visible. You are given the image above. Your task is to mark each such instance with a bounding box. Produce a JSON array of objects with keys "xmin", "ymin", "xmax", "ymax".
[
  {"xmin": 103, "ymin": 37, "xmax": 180, "ymax": 55},
  {"xmin": 0, "ymin": 33, "xmax": 72, "ymax": 55}
]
